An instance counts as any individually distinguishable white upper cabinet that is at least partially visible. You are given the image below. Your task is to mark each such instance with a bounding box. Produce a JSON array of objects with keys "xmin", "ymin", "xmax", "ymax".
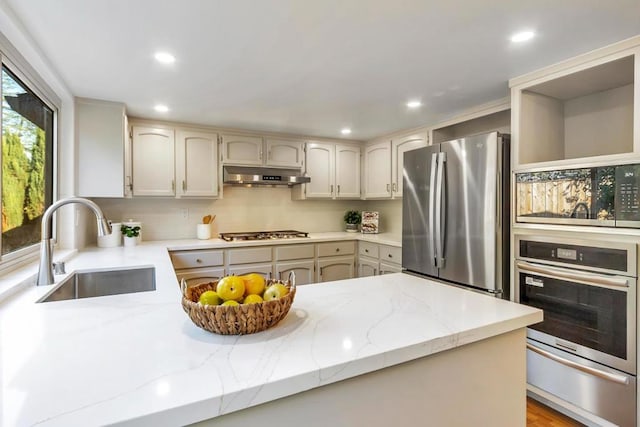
[
  {"xmin": 363, "ymin": 133, "xmax": 427, "ymax": 199},
  {"xmin": 220, "ymin": 134, "xmax": 263, "ymax": 166},
  {"xmin": 363, "ymin": 141, "xmax": 392, "ymax": 198},
  {"xmin": 335, "ymin": 144, "xmax": 361, "ymax": 198},
  {"xmin": 131, "ymin": 126, "xmax": 175, "ymax": 196},
  {"xmin": 221, "ymin": 134, "xmax": 304, "ymax": 168},
  {"xmin": 176, "ymin": 130, "xmax": 218, "ymax": 197},
  {"xmin": 265, "ymin": 138, "xmax": 304, "ymax": 168},
  {"xmin": 76, "ymin": 98, "xmax": 127, "ymax": 197},
  {"xmin": 130, "ymin": 125, "xmax": 219, "ymax": 198},
  {"xmin": 509, "ymin": 38, "xmax": 639, "ymax": 170},
  {"xmin": 298, "ymin": 142, "xmax": 360, "ymax": 199},
  {"xmin": 391, "ymin": 134, "xmax": 428, "ymax": 197},
  {"xmin": 304, "ymin": 143, "xmax": 335, "ymax": 198}
]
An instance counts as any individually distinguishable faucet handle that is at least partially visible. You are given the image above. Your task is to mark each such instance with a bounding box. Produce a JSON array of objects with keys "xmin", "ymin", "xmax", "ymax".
[{"xmin": 53, "ymin": 261, "xmax": 66, "ymax": 275}]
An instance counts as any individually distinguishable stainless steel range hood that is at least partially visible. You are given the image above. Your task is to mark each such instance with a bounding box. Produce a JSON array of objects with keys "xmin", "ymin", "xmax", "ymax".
[{"xmin": 223, "ymin": 166, "xmax": 310, "ymax": 186}]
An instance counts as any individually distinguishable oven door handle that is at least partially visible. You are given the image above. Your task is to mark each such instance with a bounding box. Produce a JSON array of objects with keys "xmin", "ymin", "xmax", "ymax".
[
  {"xmin": 516, "ymin": 260, "xmax": 629, "ymax": 288},
  {"xmin": 526, "ymin": 343, "xmax": 630, "ymax": 385}
]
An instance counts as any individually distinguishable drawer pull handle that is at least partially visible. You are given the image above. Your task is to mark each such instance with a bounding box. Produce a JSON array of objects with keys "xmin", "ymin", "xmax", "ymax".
[{"xmin": 196, "ymin": 258, "xmax": 203, "ymax": 263}]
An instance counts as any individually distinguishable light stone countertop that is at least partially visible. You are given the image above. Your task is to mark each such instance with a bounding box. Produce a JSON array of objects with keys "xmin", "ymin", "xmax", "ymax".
[{"xmin": 0, "ymin": 233, "xmax": 541, "ymax": 426}]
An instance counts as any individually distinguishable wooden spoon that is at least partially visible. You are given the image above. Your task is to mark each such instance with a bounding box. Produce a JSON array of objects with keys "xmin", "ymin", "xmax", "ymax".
[
  {"xmin": 202, "ymin": 215, "xmax": 211, "ymax": 224},
  {"xmin": 209, "ymin": 215, "xmax": 216, "ymax": 224}
]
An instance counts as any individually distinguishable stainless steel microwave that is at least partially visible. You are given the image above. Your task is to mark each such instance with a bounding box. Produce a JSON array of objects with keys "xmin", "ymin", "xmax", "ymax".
[{"xmin": 516, "ymin": 164, "xmax": 640, "ymax": 227}]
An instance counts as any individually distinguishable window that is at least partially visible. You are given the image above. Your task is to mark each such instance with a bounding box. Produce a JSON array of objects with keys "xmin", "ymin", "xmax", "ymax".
[{"xmin": 1, "ymin": 65, "xmax": 54, "ymax": 258}]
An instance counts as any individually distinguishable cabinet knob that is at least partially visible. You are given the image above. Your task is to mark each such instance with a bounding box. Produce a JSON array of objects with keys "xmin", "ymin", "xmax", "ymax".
[
  {"xmin": 365, "ymin": 249, "xmax": 369, "ymax": 253},
  {"xmin": 388, "ymin": 254, "xmax": 393, "ymax": 258},
  {"xmin": 336, "ymin": 248, "xmax": 340, "ymax": 252},
  {"xmin": 196, "ymin": 258, "xmax": 202, "ymax": 263}
]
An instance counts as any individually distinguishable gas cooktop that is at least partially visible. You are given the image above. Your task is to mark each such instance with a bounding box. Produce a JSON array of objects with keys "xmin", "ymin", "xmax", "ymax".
[{"xmin": 219, "ymin": 230, "xmax": 309, "ymax": 242}]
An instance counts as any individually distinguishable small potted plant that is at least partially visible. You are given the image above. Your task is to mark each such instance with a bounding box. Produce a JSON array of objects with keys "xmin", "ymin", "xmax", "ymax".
[
  {"xmin": 121, "ymin": 224, "xmax": 141, "ymax": 247},
  {"xmin": 343, "ymin": 210, "xmax": 361, "ymax": 233}
]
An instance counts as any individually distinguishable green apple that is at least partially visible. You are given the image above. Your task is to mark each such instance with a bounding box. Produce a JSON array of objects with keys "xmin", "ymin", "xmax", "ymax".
[
  {"xmin": 263, "ymin": 283, "xmax": 289, "ymax": 301},
  {"xmin": 198, "ymin": 290, "xmax": 221, "ymax": 306}
]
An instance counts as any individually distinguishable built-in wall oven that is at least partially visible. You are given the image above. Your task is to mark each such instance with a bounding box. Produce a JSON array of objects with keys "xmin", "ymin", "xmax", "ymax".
[{"xmin": 515, "ymin": 235, "xmax": 637, "ymax": 427}]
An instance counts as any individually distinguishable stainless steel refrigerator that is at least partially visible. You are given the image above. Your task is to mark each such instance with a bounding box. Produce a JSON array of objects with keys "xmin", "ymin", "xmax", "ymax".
[{"xmin": 402, "ymin": 131, "xmax": 510, "ymax": 298}]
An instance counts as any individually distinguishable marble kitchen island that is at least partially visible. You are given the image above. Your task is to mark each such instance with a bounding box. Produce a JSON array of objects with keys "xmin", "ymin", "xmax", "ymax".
[{"xmin": 0, "ymin": 244, "xmax": 541, "ymax": 426}]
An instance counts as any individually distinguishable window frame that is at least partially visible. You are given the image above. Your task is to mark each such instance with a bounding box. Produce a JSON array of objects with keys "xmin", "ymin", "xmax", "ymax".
[{"xmin": 0, "ymin": 41, "xmax": 59, "ymax": 270}]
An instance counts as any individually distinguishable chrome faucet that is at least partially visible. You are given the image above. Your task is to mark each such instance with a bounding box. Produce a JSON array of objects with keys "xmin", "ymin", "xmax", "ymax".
[{"xmin": 37, "ymin": 197, "xmax": 112, "ymax": 286}]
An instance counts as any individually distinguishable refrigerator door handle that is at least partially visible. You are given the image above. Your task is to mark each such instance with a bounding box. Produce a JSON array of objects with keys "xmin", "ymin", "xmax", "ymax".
[
  {"xmin": 428, "ymin": 153, "xmax": 438, "ymax": 267},
  {"xmin": 435, "ymin": 152, "xmax": 446, "ymax": 268}
]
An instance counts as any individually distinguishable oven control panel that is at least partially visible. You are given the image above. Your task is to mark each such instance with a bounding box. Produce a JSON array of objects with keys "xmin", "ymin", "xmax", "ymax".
[
  {"xmin": 616, "ymin": 164, "xmax": 640, "ymax": 223},
  {"xmin": 519, "ymin": 240, "xmax": 627, "ymax": 272}
]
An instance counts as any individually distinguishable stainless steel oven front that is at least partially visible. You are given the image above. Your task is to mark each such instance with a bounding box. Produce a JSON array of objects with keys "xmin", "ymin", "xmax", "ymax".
[{"xmin": 515, "ymin": 235, "xmax": 637, "ymax": 426}]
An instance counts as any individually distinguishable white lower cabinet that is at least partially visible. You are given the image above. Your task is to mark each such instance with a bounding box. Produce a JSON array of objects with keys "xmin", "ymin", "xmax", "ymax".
[
  {"xmin": 318, "ymin": 256, "xmax": 355, "ymax": 282},
  {"xmin": 358, "ymin": 258, "xmax": 378, "ymax": 277},
  {"xmin": 170, "ymin": 249, "xmax": 225, "ymax": 286},
  {"xmin": 274, "ymin": 244, "xmax": 315, "ymax": 285},
  {"xmin": 227, "ymin": 247, "xmax": 274, "ymax": 277},
  {"xmin": 379, "ymin": 262, "xmax": 402, "ymax": 275},
  {"xmin": 170, "ymin": 240, "xmax": 363, "ymax": 286},
  {"xmin": 316, "ymin": 241, "xmax": 356, "ymax": 282},
  {"xmin": 228, "ymin": 263, "xmax": 274, "ymax": 277},
  {"xmin": 357, "ymin": 242, "xmax": 402, "ymax": 277},
  {"xmin": 275, "ymin": 260, "xmax": 315, "ymax": 285}
]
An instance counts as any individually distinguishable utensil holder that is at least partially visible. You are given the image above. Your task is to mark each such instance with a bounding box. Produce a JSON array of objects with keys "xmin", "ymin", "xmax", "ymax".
[{"xmin": 197, "ymin": 223, "xmax": 211, "ymax": 240}]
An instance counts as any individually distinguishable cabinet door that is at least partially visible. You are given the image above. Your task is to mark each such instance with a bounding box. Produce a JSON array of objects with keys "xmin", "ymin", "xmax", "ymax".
[
  {"xmin": 392, "ymin": 134, "xmax": 427, "ymax": 197},
  {"xmin": 176, "ymin": 130, "xmax": 218, "ymax": 197},
  {"xmin": 358, "ymin": 257, "xmax": 378, "ymax": 277},
  {"xmin": 77, "ymin": 99, "xmax": 126, "ymax": 197},
  {"xmin": 221, "ymin": 134, "xmax": 263, "ymax": 165},
  {"xmin": 275, "ymin": 260, "xmax": 315, "ymax": 285},
  {"xmin": 335, "ymin": 144, "xmax": 361, "ymax": 198},
  {"xmin": 305, "ymin": 143, "xmax": 335, "ymax": 198},
  {"xmin": 363, "ymin": 141, "xmax": 392, "ymax": 199},
  {"xmin": 176, "ymin": 267, "xmax": 226, "ymax": 287},
  {"xmin": 379, "ymin": 262, "xmax": 402, "ymax": 275},
  {"xmin": 317, "ymin": 256, "xmax": 355, "ymax": 282},
  {"xmin": 265, "ymin": 139, "xmax": 304, "ymax": 168},
  {"xmin": 228, "ymin": 263, "xmax": 274, "ymax": 277},
  {"xmin": 131, "ymin": 127, "xmax": 175, "ymax": 196}
]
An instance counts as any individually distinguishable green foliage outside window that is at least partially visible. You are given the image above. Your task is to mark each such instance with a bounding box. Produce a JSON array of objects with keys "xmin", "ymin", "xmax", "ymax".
[{"xmin": 1, "ymin": 66, "xmax": 52, "ymax": 255}]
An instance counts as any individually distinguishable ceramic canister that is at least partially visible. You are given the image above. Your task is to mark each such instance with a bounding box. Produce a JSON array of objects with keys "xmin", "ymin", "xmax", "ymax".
[
  {"xmin": 122, "ymin": 220, "xmax": 143, "ymax": 244},
  {"xmin": 98, "ymin": 222, "xmax": 122, "ymax": 247}
]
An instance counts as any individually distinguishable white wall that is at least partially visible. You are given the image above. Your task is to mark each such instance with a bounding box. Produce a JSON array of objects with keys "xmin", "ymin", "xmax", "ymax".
[
  {"xmin": 91, "ymin": 188, "xmax": 380, "ymax": 241},
  {"xmin": 0, "ymin": 3, "xmax": 77, "ymax": 249}
]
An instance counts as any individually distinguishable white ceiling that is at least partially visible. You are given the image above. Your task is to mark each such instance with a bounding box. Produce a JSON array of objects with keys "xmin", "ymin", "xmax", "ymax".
[{"xmin": 5, "ymin": 0, "xmax": 640, "ymax": 140}]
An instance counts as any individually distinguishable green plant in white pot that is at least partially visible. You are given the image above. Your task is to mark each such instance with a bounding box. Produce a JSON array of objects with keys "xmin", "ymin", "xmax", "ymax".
[
  {"xmin": 121, "ymin": 224, "xmax": 141, "ymax": 247},
  {"xmin": 344, "ymin": 210, "xmax": 361, "ymax": 233}
]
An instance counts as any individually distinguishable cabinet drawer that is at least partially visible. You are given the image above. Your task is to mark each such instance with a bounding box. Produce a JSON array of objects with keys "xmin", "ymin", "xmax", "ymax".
[
  {"xmin": 359, "ymin": 241, "xmax": 379, "ymax": 258},
  {"xmin": 275, "ymin": 244, "xmax": 315, "ymax": 261},
  {"xmin": 228, "ymin": 263, "xmax": 273, "ymax": 277},
  {"xmin": 170, "ymin": 250, "xmax": 224, "ymax": 269},
  {"xmin": 317, "ymin": 241, "xmax": 355, "ymax": 257},
  {"xmin": 227, "ymin": 247, "xmax": 272, "ymax": 264},
  {"xmin": 176, "ymin": 267, "xmax": 226, "ymax": 286},
  {"xmin": 380, "ymin": 245, "xmax": 401, "ymax": 265}
]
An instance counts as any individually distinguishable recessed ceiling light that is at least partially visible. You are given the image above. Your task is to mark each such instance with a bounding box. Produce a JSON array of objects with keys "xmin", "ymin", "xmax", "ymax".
[
  {"xmin": 407, "ymin": 100, "xmax": 422, "ymax": 108},
  {"xmin": 154, "ymin": 51, "xmax": 176, "ymax": 64},
  {"xmin": 510, "ymin": 31, "xmax": 535, "ymax": 43},
  {"xmin": 341, "ymin": 128, "xmax": 352, "ymax": 135},
  {"xmin": 154, "ymin": 104, "xmax": 169, "ymax": 113}
]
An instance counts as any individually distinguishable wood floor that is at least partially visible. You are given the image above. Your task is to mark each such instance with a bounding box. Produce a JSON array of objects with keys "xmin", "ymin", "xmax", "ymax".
[{"xmin": 527, "ymin": 397, "xmax": 584, "ymax": 426}]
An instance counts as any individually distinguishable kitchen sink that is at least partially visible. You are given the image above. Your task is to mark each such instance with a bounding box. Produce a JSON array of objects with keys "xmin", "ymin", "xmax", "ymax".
[{"xmin": 38, "ymin": 266, "xmax": 156, "ymax": 303}]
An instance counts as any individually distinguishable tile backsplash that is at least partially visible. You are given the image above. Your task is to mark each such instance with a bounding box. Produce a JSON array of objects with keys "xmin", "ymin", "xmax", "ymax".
[{"xmin": 85, "ymin": 186, "xmax": 405, "ymax": 244}]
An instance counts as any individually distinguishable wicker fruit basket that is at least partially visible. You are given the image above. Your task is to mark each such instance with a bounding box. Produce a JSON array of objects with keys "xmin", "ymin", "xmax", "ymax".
[{"xmin": 181, "ymin": 274, "xmax": 296, "ymax": 335}]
